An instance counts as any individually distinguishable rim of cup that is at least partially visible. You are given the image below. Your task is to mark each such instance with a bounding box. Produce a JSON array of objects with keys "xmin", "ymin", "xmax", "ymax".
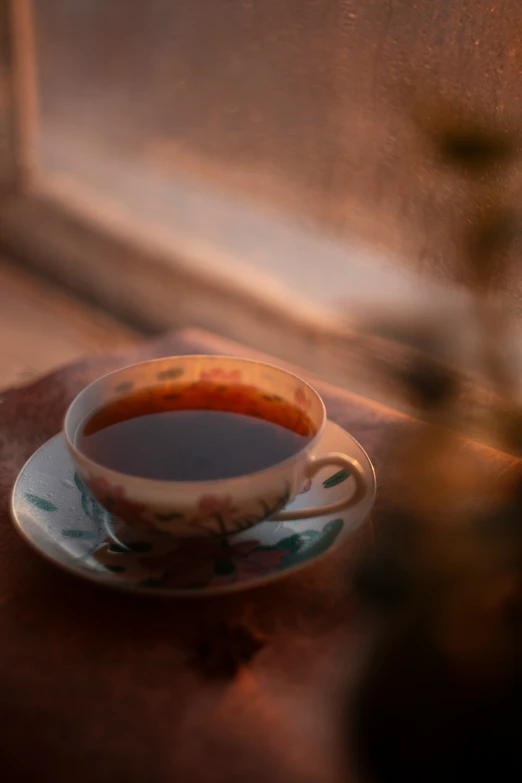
[{"xmin": 64, "ymin": 355, "xmax": 327, "ymax": 490}]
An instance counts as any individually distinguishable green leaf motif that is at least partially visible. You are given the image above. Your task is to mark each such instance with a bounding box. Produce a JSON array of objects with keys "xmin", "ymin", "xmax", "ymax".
[
  {"xmin": 74, "ymin": 472, "xmax": 86, "ymax": 492},
  {"xmin": 323, "ymin": 469, "xmax": 350, "ymax": 488},
  {"xmin": 157, "ymin": 367, "xmax": 184, "ymax": 381},
  {"xmin": 268, "ymin": 518, "xmax": 344, "ymax": 569},
  {"xmin": 62, "ymin": 529, "xmax": 96, "ymax": 539},
  {"xmin": 274, "ymin": 530, "xmax": 316, "ymax": 555},
  {"xmin": 25, "ymin": 493, "xmax": 57, "ymax": 512},
  {"xmin": 73, "ymin": 473, "xmax": 104, "ymax": 524}
]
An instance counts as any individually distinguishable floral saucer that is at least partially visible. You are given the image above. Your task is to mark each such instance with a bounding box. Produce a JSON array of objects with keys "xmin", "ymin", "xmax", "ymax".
[{"xmin": 11, "ymin": 421, "xmax": 376, "ymax": 596}]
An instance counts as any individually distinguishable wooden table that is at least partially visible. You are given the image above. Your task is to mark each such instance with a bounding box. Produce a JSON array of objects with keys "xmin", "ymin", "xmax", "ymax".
[{"xmin": 0, "ymin": 328, "xmax": 517, "ymax": 783}]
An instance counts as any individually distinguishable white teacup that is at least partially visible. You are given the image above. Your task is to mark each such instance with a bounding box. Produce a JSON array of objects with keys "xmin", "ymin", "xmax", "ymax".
[{"xmin": 64, "ymin": 355, "xmax": 368, "ymax": 538}]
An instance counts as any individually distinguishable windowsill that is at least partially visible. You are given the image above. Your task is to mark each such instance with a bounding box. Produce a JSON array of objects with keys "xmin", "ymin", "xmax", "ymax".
[
  {"xmin": 0, "ymin": 258, "xmax": 139, "ymax": 390},
  {"xmin": 33, "ymin": 125, "xmax": 466, "ymax": 332}
]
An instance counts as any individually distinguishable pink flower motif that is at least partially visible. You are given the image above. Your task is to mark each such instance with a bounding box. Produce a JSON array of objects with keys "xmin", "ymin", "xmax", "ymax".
[
  {"xmin": 298, "ymin": 478, "xmax": 312, "ymax": 495},
  {"xmin": 197, "ymin": 495, "xmax": 236, "ymax": 515},
  {"xmin": 294, "ymin": 386, "xmax": 309, "ymax": 411},
  {"xmin": 200, "ymin": 368, "xmax": 241, "ymax": 383},
  {"xmin": 187, "ymin": 495, "xmax": 240, "ymax": 534},
  {"xmin": 139, "ymin": 538, "xmax": 286, "ymax": 589},
  {"xmin": 86, "ymin": 477, "xmax": 148, "ymax": 526}
]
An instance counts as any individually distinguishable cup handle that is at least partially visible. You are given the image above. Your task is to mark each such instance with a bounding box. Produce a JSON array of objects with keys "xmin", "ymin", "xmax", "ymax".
[{"xmin": 270, "ymin": 452, "xmax": 367, "ymax": 521}]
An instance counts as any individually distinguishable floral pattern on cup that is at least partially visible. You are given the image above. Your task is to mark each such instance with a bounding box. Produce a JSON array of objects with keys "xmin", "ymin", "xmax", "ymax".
[
  {"xmin": 22, "ymin": 474, "xmax": 347, "ymax": 591},
  {"xmin": 85, "ymin": 476, "xmax": 149, "ymax": 527},
  {"xmin": 199, "ymin": 368, "xmax": 241, "ymax": 383},
  {"xmin": 184, "ymin": 489, "xmax": 290, "ymax": 535},
  {"xmin": 81, "ymin": 474, "xmax": 291, "ymax": 536},
  {"xmin": 187, "ymin": 494, "xmax": 239, "ymax": 534}
]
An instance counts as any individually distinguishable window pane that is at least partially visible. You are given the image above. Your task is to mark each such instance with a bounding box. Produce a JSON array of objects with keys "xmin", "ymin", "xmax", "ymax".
[{"xmin": 28, "ymin": 1, "xmax": 522, "ymax": 321}]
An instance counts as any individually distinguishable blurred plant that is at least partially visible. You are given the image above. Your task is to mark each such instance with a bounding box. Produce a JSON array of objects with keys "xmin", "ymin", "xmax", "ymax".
[
  {"xmin": 350, "ymin": 108, "xmax": 522, "ymax": 781},
  {"xmin": 431, "ymin": 115, "xmax": 518, "ymax": 175}
]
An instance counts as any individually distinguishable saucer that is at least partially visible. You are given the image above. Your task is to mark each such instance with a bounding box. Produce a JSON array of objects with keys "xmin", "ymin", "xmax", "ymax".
[{"xmin": 11, "ymin": 421, "xmax": 376, "ymax": 596}]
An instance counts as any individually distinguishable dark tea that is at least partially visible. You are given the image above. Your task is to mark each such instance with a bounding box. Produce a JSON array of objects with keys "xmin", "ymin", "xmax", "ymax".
[{"xmin": 78, "ymin": 381, "xmax": 316, "ymax": 481}]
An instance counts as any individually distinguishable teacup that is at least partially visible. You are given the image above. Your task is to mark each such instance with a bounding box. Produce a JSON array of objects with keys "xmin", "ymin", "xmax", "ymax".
[{"xmin": 64, "ymin": 355, "xmax": 368, "ymax": 538}]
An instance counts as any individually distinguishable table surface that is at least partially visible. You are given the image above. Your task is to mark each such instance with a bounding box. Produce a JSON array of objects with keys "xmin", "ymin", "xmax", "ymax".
[{"xmin": 0, "ymin": 328, "xmax": 518, "ymax": 783}]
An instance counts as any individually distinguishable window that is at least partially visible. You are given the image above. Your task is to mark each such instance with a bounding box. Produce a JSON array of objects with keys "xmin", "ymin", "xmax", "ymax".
[{"xmin": 2, "ymin": 1, "xmax": 520, "ymax": 414}]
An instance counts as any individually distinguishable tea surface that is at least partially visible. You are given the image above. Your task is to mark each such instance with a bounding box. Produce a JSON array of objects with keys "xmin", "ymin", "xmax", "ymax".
[{"xmin": 78, "ymin": 381, "xmax": 315, "ymax": 481}]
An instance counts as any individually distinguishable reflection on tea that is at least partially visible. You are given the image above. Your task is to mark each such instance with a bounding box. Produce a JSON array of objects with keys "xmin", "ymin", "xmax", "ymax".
[{"xmin": 78, "ymin": 381, "xmax": 315, "ymax": 481}]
